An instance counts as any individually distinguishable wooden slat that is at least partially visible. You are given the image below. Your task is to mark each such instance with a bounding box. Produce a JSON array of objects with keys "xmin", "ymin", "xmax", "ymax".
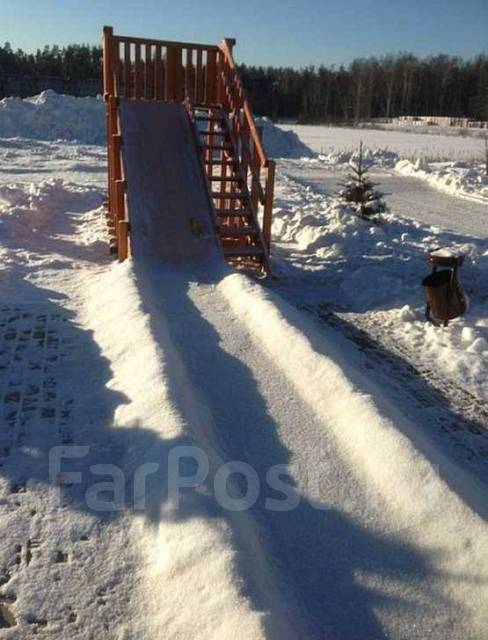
[
  {"xmin": 217, "ymin": 50, "xmax": 224, "ymax": 104},
  {"xmin": 206, "ymin": 51, "xmax": 217, "ymax": 104},
  {"xmin": 166, "ymin": 46, "xmax": 177, "ymax": 100},
  {"xmin": 114, "ymin": 42, "xmax": 123, "ymax": 97},
  {"xmin": 185, "ymin": 48, "xmax": 194, "ymax": 101},
  {"xmin": 196, "ymin": 50, "xmax": 203, "ymax": 103},
  {"xmin": 262, "ymin": 160, "xmax": 275, "ymax": 251},
  {"xmin": 144, "ymin": 43, "xmax": 152, "ymax": 99},
  {"xmin": 124, "ymin": 41, "xmax": 131, "ymax": 97},
  {"xmin": 117, "ymin": 220, "xmax": 129, "ymax": 262},
  {"xmin": 154, "ymin": 44, "xmax": 162, "ymax": 100},
  {"xmin": 134, "ymin": 43, "xmax": 142, "ymax": 98},
  {"xmin": 174, "ymin": 47, "xmax": 183, "ymax": 101}
]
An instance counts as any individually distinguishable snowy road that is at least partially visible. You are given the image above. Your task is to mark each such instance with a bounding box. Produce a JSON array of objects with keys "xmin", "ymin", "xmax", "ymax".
[{"xmin": 279, "ymin": 160, "xmax": 488, "ymax": 238}]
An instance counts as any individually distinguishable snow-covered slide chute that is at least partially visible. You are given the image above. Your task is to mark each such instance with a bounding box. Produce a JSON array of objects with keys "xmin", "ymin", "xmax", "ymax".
[{"xmin": 118, "ymin": 99, "xmax": 222, "ymax": 264}]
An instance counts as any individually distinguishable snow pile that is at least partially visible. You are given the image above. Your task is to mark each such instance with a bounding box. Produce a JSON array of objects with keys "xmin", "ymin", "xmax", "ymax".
[
  {"xmin": 255, "ymin": 117, "xmax": 314, "ymax": 159},
  {"xmin": 317, "ymin": 146, "xmax": 399, "ymax": 168},
  {"xmin": 0, "ymin": 90, "xmax": 316, "ymax": 159},
  {"xmin": 271, "ymin": 173, "xmax": 488, "ymax": 403},
  {"xmin": 0, "ymin": 178, "xmax": 102, "ymax": 215},
  {"xmin": 0, "ymin": 90, "xmax": 105, "ymax": 144},
  {"xmin": 395, "ymin": 159, "xmax": 488, "ymax": 203},
  {"xmin": 0, "ymin": 179, "xmax": 103, "ymax": 242}
]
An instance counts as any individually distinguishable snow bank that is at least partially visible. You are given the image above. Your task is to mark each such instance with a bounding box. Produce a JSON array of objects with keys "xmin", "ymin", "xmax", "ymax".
[
  {"xmin": 395, "ymin": 158, "xmax": 488, "ymax": 203},
  {"xmin": 271, "ymin": 173, "xmax": 488, "ymax": 404},
  {"xmin": 219, "ymin": 272, "xmax": 488, "ymax": 634},
  {"xmin": 0, "ymin": 90, "xmax": 105, "ymax": 144},
  {"xmin": 0, "ymin": 90, "xmax": 315, "ymax": 159},
  {"xmin": 255, "ymin": 117, "xmax": 314, "ymax": 159},
  {"xmin": 317, "ymin": 146, "xmax": 399, "ymax": 168}
]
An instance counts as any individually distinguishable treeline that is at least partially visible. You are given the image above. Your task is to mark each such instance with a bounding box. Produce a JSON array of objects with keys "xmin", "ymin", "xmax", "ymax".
[
  {"xmin": 240, "ymin": 54, "xmax": 488, "ymax": 122},
  {"xmin": 1, "ymin": 42, "xmax": 487, "ymax": 122},
  {"xmin": 0, "ymin": 42, "xmax": 102, "ymax": 79}
]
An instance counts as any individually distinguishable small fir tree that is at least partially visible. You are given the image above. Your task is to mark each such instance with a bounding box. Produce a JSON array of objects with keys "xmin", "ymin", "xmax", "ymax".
[{"xmin": 338, "ymin": 141, "xmax": 387, "ymax": 219}]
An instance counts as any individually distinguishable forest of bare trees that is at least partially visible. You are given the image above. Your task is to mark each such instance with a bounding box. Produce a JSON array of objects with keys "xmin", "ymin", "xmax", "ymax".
[
  {"xmin": 0, "ymin": 42, "xmax": 487, "ymax": 123},
  {"xmin": 240, "ymin": 54, "xmax": 488, "ymax": 122}
]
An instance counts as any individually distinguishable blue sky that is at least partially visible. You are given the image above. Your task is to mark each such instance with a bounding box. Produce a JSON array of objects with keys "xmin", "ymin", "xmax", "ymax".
[{"xmin": 1, "ymin": 0, "xmax": 487, "ymax": 67}]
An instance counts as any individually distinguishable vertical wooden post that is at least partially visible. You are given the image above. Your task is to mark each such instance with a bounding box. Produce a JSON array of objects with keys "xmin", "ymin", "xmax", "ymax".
[
  {"xmin": 134, "ymin": 43, "xmax": 142, "ymax": 98},
  {"xmin": 174, "ymin": 47, "xmax": 183, "ymax": 101},
  {"xmin": 206, "ymin": 51, "xmax": 217, "ymax": 104},
  {"xmin": 124, "ymin": 41, "xmax": 131, "ymax": 97},
  {"xmin": 185, "ymin": 48, "xmax": 194, "ymax": 101},
  {"xmin": 107, "ymin": 96, "xmax": 119, "ymax": 227},
  {"xmin": 221, "ymin": 38, "xmax": 235, "ymax": 106},
  {"xmin": 166, "ymin": 46, "xmax": 177, "ymax": 100},
  {"xmin": 196, "ymin": 50, "xmax": 203, "ymax": 103},
  {"xmin": 262, "ymin": 160, "xmax": 275, "ymax": 252},
  {"xmin": 102, "ymin": 26, "xmax": 115, "ymax": 96},
  {"xmin": 154, "ymin": 44, "xmax": 162, "ymax": 100},
  {"xmin": 103, "ymin": 27, "xmax": 115, "ymax": 219},
  {"xmin": 144, "ymin": 43, "xmax": 152, "ymax": 99},
  {"xmin": 118, "ymin": 220, "xmax": 130, "ymax": 262}
]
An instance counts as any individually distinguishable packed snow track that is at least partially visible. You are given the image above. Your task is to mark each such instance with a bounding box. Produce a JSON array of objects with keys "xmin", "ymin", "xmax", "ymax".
[{"xmin": 0, "ymin": 180, "xmax": 487, "ymax": 639}]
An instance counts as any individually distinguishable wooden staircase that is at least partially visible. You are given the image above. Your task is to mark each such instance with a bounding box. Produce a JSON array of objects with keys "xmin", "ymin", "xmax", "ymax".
[
  {"xmin": 102, "ymin": 28, "xmax": 275, "ymax": 274},
  {"xmin": 191, "ymin": 105, "xmax": 269, "ymax": 271}
]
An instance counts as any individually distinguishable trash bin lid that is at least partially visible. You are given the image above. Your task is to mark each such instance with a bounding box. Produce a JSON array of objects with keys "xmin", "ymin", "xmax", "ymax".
[{"xmin": 428, "ymin": 248, "xmax": 464, "ymax": 268}]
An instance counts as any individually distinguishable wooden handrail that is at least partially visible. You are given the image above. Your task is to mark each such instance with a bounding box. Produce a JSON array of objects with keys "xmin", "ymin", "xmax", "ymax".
[
  {"xmin": 218, "ymin": 39, "xmax": 268, "ymax": 167},
  {"xmin": 112, "ymin": 33, "xmax": 220, "ymax": 52},
  {"xmin": 217, "ymin": 39, "xmax": 275, "ymax": 251}
]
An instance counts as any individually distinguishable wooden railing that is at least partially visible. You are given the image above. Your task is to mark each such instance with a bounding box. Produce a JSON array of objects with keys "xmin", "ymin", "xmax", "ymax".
[
  {"xmin": 217, "ymin": 39, "xmax": 275, "ymax": 250},
  {"xmin": 102, "ymin": 26, "xmax": 275, "ymax": 260}
]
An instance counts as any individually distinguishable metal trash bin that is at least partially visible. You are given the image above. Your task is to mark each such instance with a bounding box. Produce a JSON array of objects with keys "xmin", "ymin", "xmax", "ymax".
[{"xmin": 422, "ymin": 251, "xmax": 466, "ymax": 326}]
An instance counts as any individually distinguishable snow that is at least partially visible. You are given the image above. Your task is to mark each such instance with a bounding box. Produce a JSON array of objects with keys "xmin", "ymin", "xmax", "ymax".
[
  {"xmin": 395, "ymin": 158, "xmax": 488, "ymax": 204},
  {"xmin": 255, "ymin": 117, "xmax": 314, "ymax": 159},
  {"xmin": 220, "ymin": 272, "xmax": 488, "ymax": 635},
  {"xmin": 0, "ymin": 90, "xmax": 105, "ymax": 145},
  {"xmin": 279, "ymin": 123, "xmax": 485, "ymax": 162},
  {"xmin": 0, "ymin": 91, "xmax": 314, "ymax": 160},
  {"xmin": 0, "ymin": 96, "xmax": 488, "ymax": 638},
  {"xmin": 269, "ymin": 167, "xmax": 488, "ymax": 405}
]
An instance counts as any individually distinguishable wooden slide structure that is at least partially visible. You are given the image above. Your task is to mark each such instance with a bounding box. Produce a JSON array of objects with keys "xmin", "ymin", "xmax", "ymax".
[{"xmin": 102, "ymin": 26, "xmax": 276, "ymax": 273}]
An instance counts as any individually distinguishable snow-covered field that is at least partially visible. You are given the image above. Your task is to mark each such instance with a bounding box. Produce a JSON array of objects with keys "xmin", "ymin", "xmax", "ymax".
[
  {"xmin": 280, "ymin": 123, "xmax": 486, "ymax": 163},
  {"xmin": 0, "ymin": 93, "xmax": 488, "ymax": 639},
  {"xmin": 271, "ymin": 123, "xmax": 488, "ymax": 409}
]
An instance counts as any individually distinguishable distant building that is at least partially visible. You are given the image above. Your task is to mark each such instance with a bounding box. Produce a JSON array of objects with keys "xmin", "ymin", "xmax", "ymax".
[{"xmin": 393, "ymin": 115, "xmax": 487, "ymax": 129}]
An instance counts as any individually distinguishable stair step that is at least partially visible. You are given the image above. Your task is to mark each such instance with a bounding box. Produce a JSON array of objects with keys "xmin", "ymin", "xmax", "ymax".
[
  {"xmin": 193, "ymin": 103, "xmax": 223, "ymax": 110},
  {"xmin": 201, "ymin": 143, "xmax": 233, "ymax": 151},
  {"xmin": 218, "ymin": 226, "xmax": 258, "ymax": 237},
  {"xmin": 201, "ymin": 130, "xmax": 226, "ymax": 136},
  {"xmin": 195, "ymin": 114, "xmax": 224, "ymax": 122},
  {"xmin": 215, "ymin": 208, "xmax": 252, "ymax": 217},
  {"xmin": 204, "ymin": 159, "xmax": 238, "ymax": 166},
  {"xmin": 209, "ymin": 176, "xmax": 241, "ymax": 182},
  {"xmin": 211, "ymin": 192, "xmax": 246, "ymax": 199},
  {"xmin": 223, "ymin": 245, "xmax": 264, "ymax": 257}
]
